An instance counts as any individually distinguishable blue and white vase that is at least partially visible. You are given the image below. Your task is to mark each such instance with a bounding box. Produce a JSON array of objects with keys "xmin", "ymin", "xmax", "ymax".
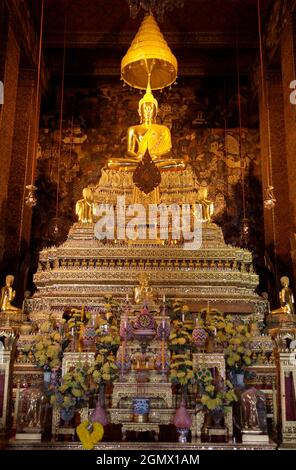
[{"xmin": 132, "ymin": 398, "xmax": 150, "ymax": 423}]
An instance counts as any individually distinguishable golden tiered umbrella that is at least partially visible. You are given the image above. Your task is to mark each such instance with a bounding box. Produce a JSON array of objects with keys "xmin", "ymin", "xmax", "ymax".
[{"xmin": 121, "ymin": 13, "xmax": 177, "ymax": 90}]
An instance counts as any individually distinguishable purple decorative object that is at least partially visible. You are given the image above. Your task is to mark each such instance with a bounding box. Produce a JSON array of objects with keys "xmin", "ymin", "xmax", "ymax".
[
  {"xmin": 173, "ymin": 400, "xmax": 192, "ymax": 429},
  {"xmin": 192, "ymin": 318, "xmax": 207, "ymax": 351},
  {"xmin": 82, "ymin": 325, "xmax": 97, "ymax": 349},
  {"xmin": 120, "ymin": 319, "xmax": 133, "ymax": 340},
  {"xmin": 90, "ymin": 399, "xmax": 108, "ymax": 426},
  {"xmin": 135, "ymin": 306, "xmax": 155, "ymax": 330},
  {"xmin": 156, "ymin": 321, "xmax": 170, "ymax": 340}
]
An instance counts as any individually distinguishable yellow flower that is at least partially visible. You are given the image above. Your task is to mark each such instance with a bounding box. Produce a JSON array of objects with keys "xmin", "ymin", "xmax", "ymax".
[
  {"xmin": 102, "ymin": 373, "xmax": 111, "ymax": 382},
  {"xmin": 76, "ymin": 421, "xmax": 104, "ymax": 450}
]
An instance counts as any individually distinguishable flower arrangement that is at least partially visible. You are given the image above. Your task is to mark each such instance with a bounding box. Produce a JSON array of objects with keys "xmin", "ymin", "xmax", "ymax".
[
  {"xmin": 50, "ymin": 364, "xmax": 95, "ymax": 411},
  {"xmin": 196, "ymin": 368, "xmax": 237, "ymax": 411},
  {"xmin": 68, "ymin": 307, "xmax": 90, "ymax": 335},
  {"xmin": 76, "ymin": 420, "xmax": 104, "ymax": 450},
  {"xmin": 168, "ymin": 320, "xmax": 193, "ymax": 352},
  {"xmin": 95, "ymin": 320, "xmax": 120, "ymax": 353},
  {"xmin": 89, "ymin": 352, "xmax": 119, "ymax": 386},
  {"xmin": 201, "ymin": 310, "xmax": 252, "ymax": 371},
  {"xmin": 32, "ymin": 332, "xmax": 63, "ymax": 371},
  {"xmin": 103, "ymin": 295, "xmax": 121, "ymax": 323},
  {"xmin": 169, "ymin": 299, "xmax": 191, "ymax": 321},
  {"xmin": 169, "ymin": 353, "xmax": 195, "ymax": 387}
]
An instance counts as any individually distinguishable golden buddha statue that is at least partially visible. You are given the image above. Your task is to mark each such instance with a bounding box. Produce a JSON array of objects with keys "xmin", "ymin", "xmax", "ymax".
[
  {"xmin": 271, "ymin": 276, "xmax": 295, "ymax": 315},
  {"xmin": 0, "ymin": 275, "xmax": 22, "ymax": 313},
  {"xmin": 75, "ymin": 188, "xmax": 94, "ymax": 223},
  {"xmin": 134, "ymin": 273, "xmax": 155, "ymax": 304},
  {"xmin": 196, "ymin": 182, "xmax": 214, "ymax": 222},
  {"xmin": 108, "ymin": 81, "xmax": 186, "ymax": 172}
]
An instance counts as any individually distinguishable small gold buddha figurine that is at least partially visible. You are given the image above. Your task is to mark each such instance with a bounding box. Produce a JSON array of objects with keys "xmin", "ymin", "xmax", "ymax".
[
  {"xmin": 0, "ymin": 275, "xmax": 22, "ymax": 313},
  {"xmin": 271, "ymin": 276, "xmax": 295, "ymax": 315},
  {"xmin": 196, "ymin": 182, "xmax": 214, "ymax": 222},
  {"xmin": 75, "ymin": 187, "xmax": 94, "ymax": 223},
  {"xmin": 134, "ymin": 273, "xmax": 155, "ymax": 304},
  {"xmin": 108, "ymin": 80, "xmax": 185, "ymax": 172}
]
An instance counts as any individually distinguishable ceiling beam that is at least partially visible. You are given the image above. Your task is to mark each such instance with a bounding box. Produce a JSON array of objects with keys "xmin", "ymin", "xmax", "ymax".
[{"xmin": 44, "ymin": 30, "xmax": 258, "ymax": 49}]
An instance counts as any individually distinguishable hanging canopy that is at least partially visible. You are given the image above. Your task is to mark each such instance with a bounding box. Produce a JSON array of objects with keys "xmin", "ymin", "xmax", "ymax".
[{"xmin": 121, "ymin": 13, "xmax": 178, "ymax": 90}]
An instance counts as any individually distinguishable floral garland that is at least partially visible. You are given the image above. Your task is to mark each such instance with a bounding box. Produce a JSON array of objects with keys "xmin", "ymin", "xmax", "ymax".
[{"xmin": 76, "ymin": 420, "xmax": 104, "ymax": 450}]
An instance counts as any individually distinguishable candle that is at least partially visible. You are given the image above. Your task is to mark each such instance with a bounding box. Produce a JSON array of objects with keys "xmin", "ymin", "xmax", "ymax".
[
  {"xmin": 163, "ymin": 294, "xmax": 166, "ymax": 303},
  {"xmin": 182, "ymin": 313, "xmax": 185, "ymax": 322},
  {"xmin": 126, "ymin": 294, "xmax": 129, "ymax": 302},
  {"xmin": 162, "ymin": 319, "xmax": 166, "ymax": 328},
  {"xmin": 161, "ymin": 340, "xmax": 165, "ymax": 370}
]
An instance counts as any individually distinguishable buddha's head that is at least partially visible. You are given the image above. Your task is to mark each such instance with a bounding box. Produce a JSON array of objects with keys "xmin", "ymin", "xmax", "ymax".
[
  {"xmin": 5, "ymin": 275, "xmax": 14, "ymax": 287},
  {"xmin": 82, "ymin": 187, "xmax": 93, "ymax": 201},
  {"xmin": 138, "ymin": 84, "xmax": 158, "ymax": 125},
  {"xmin": 139, "ymin": 272, "xmax": 149, "ymax": 287},
  {"xmin": 280, "ymin": 276, "xmax": 290, "ymax": 288}
]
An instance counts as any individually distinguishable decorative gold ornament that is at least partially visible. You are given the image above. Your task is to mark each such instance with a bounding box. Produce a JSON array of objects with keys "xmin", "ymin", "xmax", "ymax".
[
  {"xmin": 25, "ymin": 185, "xmax": 37, "ymax": 207},
  {"xmin": 127, "ymin": 0, "xmax": 184, "ymax": 23},
  {"xmin": 263, "ymin": 186, "xmax": 276, "ymax": 210},
  {"xmin": 0, "ymin": 275, "xmax": 22, "ymax": 313},
  {"xmin": 75, "ymin": 188, "xmax": 94, "ymax": 223},
  {"xmin": 133, "ymin": 149, "xmax": 161, "ymax": 194},
  {"xmin": 121, "ymin": 13, "xmax": 177, "ymax": 90}
]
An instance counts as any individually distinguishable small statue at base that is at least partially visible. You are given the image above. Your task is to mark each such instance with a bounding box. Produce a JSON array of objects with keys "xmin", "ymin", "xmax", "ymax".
[
  {"xmin": 271, "ymin": 276, "xmax": 295, "ymax": 315},
  {"xmin": 0, "ymin": 275, "xmax": 22, "ymax": 313},
  {"xmin": 241, "ymin": 387, "xmax": 267, "ymax": 433},
  {"xmin": 75, "ymin": 188, "xmax": 94, "ymax": 223},
  {"xmin": 134, "ymin": 273, "xmax": 154, "ymax": 305},
  {"xmin": 196, "ymin": 182, "xmax": 214, "ymax": 222}
]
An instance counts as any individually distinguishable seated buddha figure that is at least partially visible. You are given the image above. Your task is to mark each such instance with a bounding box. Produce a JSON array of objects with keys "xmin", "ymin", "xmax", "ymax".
[
  {"xmin": 108, "ymin": 83, "xmax": 186, "ymax": 172},
  {"xmin": 0, "ymin": 275, "xmax": 22, "ymax": 313},
  {"xmin": 271, "ymin": 276, "xmax": 295, "ymax": 315},
  {"xmin": 134, "ymin": 273, "xmax": 155, "ymax": 305}
]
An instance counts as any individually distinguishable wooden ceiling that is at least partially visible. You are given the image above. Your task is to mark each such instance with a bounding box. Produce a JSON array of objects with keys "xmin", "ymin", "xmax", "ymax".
[{"xmin": 29, "ymin": 0, "xmax": 271, "ymax": 77}]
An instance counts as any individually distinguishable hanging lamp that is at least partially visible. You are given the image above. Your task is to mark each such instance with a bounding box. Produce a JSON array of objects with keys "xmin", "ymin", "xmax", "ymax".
[
  {"xmin": 257, "ymin": 0, "xmax": 276, "ymax": 210},
  {"xmin": 48, "ymin": 7, "xmax": 68, "ymax": 241},
  {"xmin": 25, "ymin": 0, "xmax": 45, "ymax": 207},
  {"xmin": 121, "ymin": 13, "xmax": 177, "ymax": 90}
]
